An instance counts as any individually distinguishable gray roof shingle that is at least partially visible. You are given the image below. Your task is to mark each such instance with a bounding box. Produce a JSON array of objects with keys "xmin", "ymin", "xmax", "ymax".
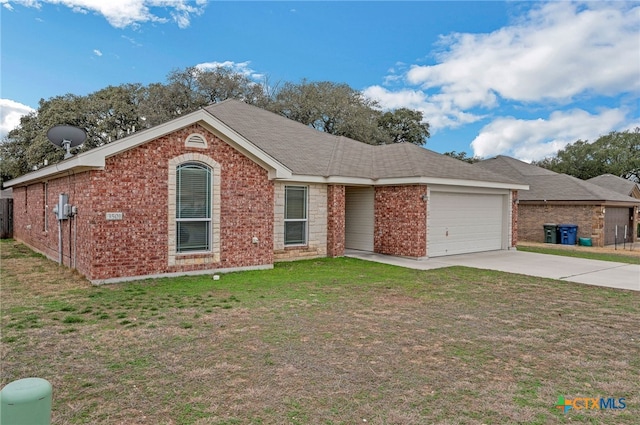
[
  {"xmin": 475, "ymin": 156, "xmax": 640, "ymax": 204},
  {"xmin": 205, "ymin": 100, "xmax": 520, "ymax": 184},
  {"xmin": 587, "ymin": 174, "xmax": 640, "ymax": 197}
]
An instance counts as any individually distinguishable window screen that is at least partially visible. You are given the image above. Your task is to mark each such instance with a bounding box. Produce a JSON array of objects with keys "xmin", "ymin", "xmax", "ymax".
[
  {"xmin": 176, "ymin": 163, "xmax": 211, "ymax": 252},
  {"xmin": 284, "ymin": 186, "xmax": 307, "ymax": 245}
]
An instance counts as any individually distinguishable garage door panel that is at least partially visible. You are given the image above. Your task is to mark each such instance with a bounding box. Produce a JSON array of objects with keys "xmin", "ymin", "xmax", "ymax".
[
  {"xmin": 604, "ymin": 207, "xmax": 632, "ymax": 245},
  {"xmin": 429, "ymin": 192, "xmax": 503, "ymax": 257}
]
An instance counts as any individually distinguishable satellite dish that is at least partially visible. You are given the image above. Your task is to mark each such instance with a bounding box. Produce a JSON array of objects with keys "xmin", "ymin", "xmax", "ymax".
[{"xmin": 47, "ymin": 125, "xmax": 86, "ymax": 159}]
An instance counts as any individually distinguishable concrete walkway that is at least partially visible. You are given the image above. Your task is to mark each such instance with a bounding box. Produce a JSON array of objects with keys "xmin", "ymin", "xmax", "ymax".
[{"xmin": 345, "ymin": 249, "xmax": 640, "ymax": 291}]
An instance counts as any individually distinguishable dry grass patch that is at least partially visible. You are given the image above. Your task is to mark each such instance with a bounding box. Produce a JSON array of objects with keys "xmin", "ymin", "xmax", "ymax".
[{"xmin": 1, "ymin": 239, "xmax": 638, "ymax": 424}]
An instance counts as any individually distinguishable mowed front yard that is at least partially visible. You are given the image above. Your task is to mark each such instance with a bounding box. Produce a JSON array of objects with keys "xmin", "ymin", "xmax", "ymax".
[{"xmin": 1, "ymin": 240, "xmax": 638, "ymax": 425}]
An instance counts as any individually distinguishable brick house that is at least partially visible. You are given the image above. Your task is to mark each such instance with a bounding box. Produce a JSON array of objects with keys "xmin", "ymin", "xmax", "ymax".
[
  {"xmin": 475, "ymin": 156, "xmax": 640, "ymax": 247},
  {"xmin": 4, "ymin": 100, "xmax": 526, "ymax": 284},
  {"xmin": 588, "ymin": 174, "xmax": 640, "ymax": 237}
]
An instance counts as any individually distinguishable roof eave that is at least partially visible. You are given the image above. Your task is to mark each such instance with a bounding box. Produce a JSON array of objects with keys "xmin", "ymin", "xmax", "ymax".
[
  {"xmin": 3, "ymin": 157, "xmax": 105, "ymax": 188},
  {"xmin": 4, "ymin": 109, "xmax": 292, "ymax": 188},
  {"xmin": 519, "ymin": 199, "xmax": 640, "ymax": 206},
  {"xmin": 276, "ymin": 174, "xmax": 529, "ymax": 189}
]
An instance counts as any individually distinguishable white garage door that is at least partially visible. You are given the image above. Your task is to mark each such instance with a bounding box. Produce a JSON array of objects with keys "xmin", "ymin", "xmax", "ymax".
[
  {"xmin": 429, "ymin": 192, "xmax": 503, "ymax": 257},
  {"xmin": 345, "ymin": 187, "xmax": 374, "ymax": 251}
]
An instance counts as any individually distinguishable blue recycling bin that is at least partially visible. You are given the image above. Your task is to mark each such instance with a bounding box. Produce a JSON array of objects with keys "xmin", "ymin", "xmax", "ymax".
[{"xmin": 558, "ymin": 224, "xmax": 578, "ymax": 245}]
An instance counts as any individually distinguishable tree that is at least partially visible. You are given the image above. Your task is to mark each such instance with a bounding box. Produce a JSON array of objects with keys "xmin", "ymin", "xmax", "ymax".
[
  {"xmin": 1, "ymin": 94, "xmax": 88, "ymax": 180},
  {"xmin": 195, "ymin": 65, "xmax": 270, "ymax": 107},
  {"xmin": 83, "ymin": 84, "xmax": 144, "ymax": 149},
  {"xmin": 1, "ymin": 70, "xmax": 433, "ymax": 181},
  {"xmin": 535, "ymin": 128, "xmax": 640, "ymax": 182},
  {"xmin": 138, "ymin": 66, "xmax": 272, "ymax": 127},
  {"xmin": 443, "ymin": 151, "xmax": 482, "ymax": 164},
  {"xmin": 0, "ymin": 86, "xmax": 144, "ymax": 180},
  {"xmin": 138, "ymin": 68, "xmax": 206, "ymax": 127},
  {"xmin": 269, "ymin": 80, "xmax": 390, "ymax": 145},
  {"xmin": 378, "ymin": 108, "xmax": 430, "ymax": 145}
]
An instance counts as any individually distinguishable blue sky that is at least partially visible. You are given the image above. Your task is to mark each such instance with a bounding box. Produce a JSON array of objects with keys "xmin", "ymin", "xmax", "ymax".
[{"xmin": 1, "ymin": 0, "xmax": 638, "ymax": 161}]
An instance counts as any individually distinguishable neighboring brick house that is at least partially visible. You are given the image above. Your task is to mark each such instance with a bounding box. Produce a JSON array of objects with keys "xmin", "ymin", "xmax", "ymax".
[
  {"xmin": 4, "ymin": 100, "xmax": 526, "ymax": 284},
  {"xmin": 475, "ymin": 156, "xmax": 640, "ymax": 247},
  {"xmin": 588, "ymin": 174, "xmax": 640, "ymax": 237}
]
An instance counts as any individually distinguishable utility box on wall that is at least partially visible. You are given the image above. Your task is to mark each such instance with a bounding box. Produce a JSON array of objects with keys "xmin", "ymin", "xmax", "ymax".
[{"xmin": 53, "ymin": 193, "xmax": 70, "ymax": 220}]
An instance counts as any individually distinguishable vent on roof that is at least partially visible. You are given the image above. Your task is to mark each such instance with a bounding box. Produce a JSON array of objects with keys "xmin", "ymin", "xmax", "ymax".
[{"xmin": 185, "ymin": 133, "xmax": 207, "ymax": 149}]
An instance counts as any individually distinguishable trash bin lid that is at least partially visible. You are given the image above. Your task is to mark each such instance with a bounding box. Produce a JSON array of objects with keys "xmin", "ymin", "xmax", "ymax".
[
  {"xmin": 558, "ymin": 224, "xmax": 577, "ymax": 228},
  {"xmin": 0, "ymin": 378, "xmax": 52, "ymax": 404}
]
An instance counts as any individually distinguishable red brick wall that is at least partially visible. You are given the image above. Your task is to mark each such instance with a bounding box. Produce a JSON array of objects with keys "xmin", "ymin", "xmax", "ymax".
[
  {"xmin": 374, "ymin": 185, "xmax": 427, "ymax": 257},
  {"xmin": 518, "ymin": 203, "xmax": 603, "ymax": 246},
  {"xmin": 326, "ymin": 185, "xmax": 345, "ymax": 257},
  {"xmin": 13, "ymin": 124, "xmax": 274, "ymax": 282},
  {"xmin": 12, "ymin": 173, "xmax": 93, "ymax": 272}
]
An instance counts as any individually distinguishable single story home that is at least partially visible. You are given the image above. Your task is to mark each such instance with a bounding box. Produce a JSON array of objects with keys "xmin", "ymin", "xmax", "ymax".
[
  {"xmin": 4, "ymin": 100, "xmax": 526, "ymax": 284},
  {"xmin": 475, "ymin": 156, "xmax": 640, "ymax": 246},
  {"xmin": 588, "ymin": 174, "xmax": 640, "ymax": 237}
]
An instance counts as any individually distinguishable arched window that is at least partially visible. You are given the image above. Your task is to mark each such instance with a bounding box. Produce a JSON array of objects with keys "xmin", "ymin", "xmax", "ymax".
[{"xmin": 176, "ymin": 162, "xmax": 212, "ymax": 252}]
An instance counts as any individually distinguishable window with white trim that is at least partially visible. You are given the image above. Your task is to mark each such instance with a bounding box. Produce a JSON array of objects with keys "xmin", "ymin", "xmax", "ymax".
[
  {"xmin": 284, "ymin": 186, "xmax": 308, "ymax": 245},
  {"xmin": 176, "ymin": 162, "xmax": 212, "ymax": 252}
]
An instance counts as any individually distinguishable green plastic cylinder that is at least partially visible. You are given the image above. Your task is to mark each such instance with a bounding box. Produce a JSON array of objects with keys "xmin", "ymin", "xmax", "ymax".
[{"xmin": 0, "ymin": 378, "xmax": 52, "ymax": 425}]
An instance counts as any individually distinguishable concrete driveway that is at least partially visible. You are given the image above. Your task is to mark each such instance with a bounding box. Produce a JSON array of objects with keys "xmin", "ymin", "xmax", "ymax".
[{"xmin": 345, "ymin": 249, "xmax": 640, "ymax": 291}]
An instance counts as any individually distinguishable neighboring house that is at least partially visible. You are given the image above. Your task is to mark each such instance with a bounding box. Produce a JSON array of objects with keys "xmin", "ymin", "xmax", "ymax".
[
  {"xmin": 475, "ymin": 156, "xmax": 640, "ymax": 247},
  {"xmin": 588, "ymin": 174, "xmax": 640, "ymax": 237},
  {"xmin": 587, "ymin": 174, "xmax": 640, "ymax": 199},
  {"xmin": 3, "ymin": 100, "xmax": 526, "ymax": 284}
]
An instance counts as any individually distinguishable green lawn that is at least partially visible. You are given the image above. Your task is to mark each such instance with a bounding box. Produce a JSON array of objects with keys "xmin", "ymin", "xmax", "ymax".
[
  {"xmin": 1, "ymin": 239, "xmax": 639, "ymax": 424},
  {"xmin": 517, "ymin": 244, "xmax": 640, "ymax": 265}
]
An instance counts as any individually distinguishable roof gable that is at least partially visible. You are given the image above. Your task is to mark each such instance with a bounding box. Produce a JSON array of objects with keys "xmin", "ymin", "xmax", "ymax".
[{"xmin": 4, "ymin": 108, "xmax": 293, "ymax": 187}]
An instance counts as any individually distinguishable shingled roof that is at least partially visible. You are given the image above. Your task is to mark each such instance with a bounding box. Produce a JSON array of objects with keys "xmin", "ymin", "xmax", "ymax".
[
  {"xmin": 4, "ymin": 99, "xmax": 525, "ymax": 189},
  {"xmin": 475, "ymin": 156, "xmax": 640, "ymax": 204},
  {"xmin": 204, "ymin": 100, "xmax": 521, "ymax": 184},
  {"xmin": 587, "ymin": 174, "xmax": 640, "ymax": 198}
]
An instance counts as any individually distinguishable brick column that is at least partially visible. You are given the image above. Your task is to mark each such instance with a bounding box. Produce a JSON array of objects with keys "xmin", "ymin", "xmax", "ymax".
[{"xmin": 374, "ymin": 185, "xmax": 427, "ymax": 257}]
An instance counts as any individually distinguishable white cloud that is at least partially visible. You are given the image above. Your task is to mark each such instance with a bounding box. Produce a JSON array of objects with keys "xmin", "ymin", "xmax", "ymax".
[
  {"xmin": 364, "ymin": 1, "xmax": 639, "ymax": 160},
  {"xmin": 470, "ymin": 108, "xmax": 628, "ymax": 162},
  {"xmin": 3, "ymin": 0, "xmax": 208, "ymax": 29},
  {"xmin": 406, "ymin": 1, "xmax": 639, "ymax": 108},
  {"xmin": 93, "ymin": 49, "xmax": 102, "ymax": 56},
  {"xmin": 0, "ymin": 99, "xmax": 35, "ymax": 139},
  {"xmin": 363, "ymin": 85, "xmax": 483, "ymax": 132},
  {"xmin": 195, "ymin": 61, "xmax": 265, "ymax": 81}
]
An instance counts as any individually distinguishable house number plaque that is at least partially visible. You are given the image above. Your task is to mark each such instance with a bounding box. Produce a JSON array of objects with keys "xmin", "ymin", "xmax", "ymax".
[{"xmin": 106, "ymin": 212, "xmax": 123, "ymax": 220}]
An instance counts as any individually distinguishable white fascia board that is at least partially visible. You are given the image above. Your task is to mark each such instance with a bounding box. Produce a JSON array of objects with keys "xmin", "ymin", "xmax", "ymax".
[
  {"xmin": 276, "ymin": 174, "xmax": 529, "ymax": 190},
  {"xmin": 277, "ymin": 175, "xmax": 376, "ymax": 185},
  {"xmin": 374, "ymin": 176, "xmax": 528, "ymax": 190},
  {"xmin": 4, "ymin": 111, "xmax": 206, "ymax": 188},
  {"xmin": 3, "ymin": 157, "xmax": 105, "ymax": 188},
  {"xmin": 4, "ymin": 109, "xmax": 292, "ymax": 188},
  {"xmin": 91, "ymin": 109, "xmax": 292, "ymax": 179}
]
